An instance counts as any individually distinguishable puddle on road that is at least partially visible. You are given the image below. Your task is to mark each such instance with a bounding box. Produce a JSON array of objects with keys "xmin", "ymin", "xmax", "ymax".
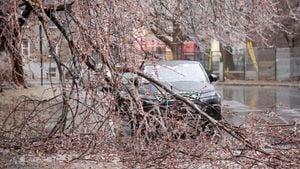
[
  {"xmin": 217, "ymin": 85, "xmax": 300, "ymax": 125},
  {"xmin": 217, "ymin": 86, "xmax": 300, "ymax": 110}
]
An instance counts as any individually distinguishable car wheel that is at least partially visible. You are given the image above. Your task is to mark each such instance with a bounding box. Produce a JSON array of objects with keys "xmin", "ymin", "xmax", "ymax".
[{"xmin": 206, "ymin": 104, "xmax": 222, "ymax": 120}]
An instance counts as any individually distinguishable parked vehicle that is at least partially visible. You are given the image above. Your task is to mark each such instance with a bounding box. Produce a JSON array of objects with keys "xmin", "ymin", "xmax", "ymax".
[{"xmin": 123, "ymin": 60, "xmax": 222, "ymax": 120}]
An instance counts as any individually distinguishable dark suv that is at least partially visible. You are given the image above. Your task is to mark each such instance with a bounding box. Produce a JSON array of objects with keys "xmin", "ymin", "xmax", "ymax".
[{"xmin": 124, "ymin": 60, "xmax": 222, "ymax": 120}]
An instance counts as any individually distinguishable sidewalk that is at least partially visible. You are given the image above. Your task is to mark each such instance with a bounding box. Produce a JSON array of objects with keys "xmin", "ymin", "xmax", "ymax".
[{"xmin": 216, "ymin": 80, "xmax": 299, "ymax": 88}]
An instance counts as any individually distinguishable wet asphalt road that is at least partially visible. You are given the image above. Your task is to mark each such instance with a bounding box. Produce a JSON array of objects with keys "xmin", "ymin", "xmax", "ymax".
[{"xmin": 216, "ymin": 85, "xmax": 300, "ymax": 126}]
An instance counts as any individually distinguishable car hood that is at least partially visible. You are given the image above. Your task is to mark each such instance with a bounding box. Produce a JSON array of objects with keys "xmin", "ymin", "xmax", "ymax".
[{"xmin": 138, "ymin": 81, "xmax": 215, "ymax": 96}]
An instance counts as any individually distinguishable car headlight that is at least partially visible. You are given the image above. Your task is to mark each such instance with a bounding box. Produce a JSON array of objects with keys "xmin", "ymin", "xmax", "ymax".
[
  {"xmin": 200, "ymin": 91, "xmax": 216, "ymax": 98},
  {"xmin": 199, "ymin": 91, "xmax": 221, "ymax": 103}
]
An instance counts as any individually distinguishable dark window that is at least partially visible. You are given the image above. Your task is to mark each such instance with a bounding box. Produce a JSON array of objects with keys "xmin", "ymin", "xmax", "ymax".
[
  {"xmin": 49, "ymin": 67, "xmax": 57, "ymax": 77},
  {"xmin": 21, "ymin": 39, "xmax": 30, "ymax": 57}
]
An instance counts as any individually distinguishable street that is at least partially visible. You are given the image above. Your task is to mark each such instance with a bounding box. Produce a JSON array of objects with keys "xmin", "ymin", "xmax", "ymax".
[{"xmin": 217, "ymin": 85, "xmax": 300, "ymax": 126}]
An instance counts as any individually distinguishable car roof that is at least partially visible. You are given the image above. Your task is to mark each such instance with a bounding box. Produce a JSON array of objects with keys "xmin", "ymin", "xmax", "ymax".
[
  {"xmin": 142, "ymin": 60, "xmax": 203, "ymax": 70},
  {"xmin": 158, "ymin": 60, "xmax": 200, "ymax": 65}
]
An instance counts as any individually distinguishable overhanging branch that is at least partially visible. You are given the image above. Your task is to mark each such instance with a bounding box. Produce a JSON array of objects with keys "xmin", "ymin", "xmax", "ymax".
[{"xmin": 150, "ymin": 25, "xmax": 172, "ymax": 47}]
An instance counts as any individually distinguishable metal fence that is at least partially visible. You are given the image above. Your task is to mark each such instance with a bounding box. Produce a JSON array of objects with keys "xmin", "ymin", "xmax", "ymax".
[{"xmin": 205, "ymin": 47, "xmax": 300, "ymax": 81}]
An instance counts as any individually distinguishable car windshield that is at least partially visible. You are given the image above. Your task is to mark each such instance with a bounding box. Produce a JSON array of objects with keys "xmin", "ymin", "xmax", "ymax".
[{"xmin": 144, "ymin": 63, "xmax": 208, "ymax": 83}]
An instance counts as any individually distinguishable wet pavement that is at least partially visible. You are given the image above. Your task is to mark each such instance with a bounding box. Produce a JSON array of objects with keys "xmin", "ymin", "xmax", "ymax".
[{"xmin": 216, "ymin": 85, "xmax": 300, "ymax": 126}]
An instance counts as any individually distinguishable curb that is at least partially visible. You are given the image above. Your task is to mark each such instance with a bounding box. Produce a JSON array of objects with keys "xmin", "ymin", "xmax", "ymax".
[{"xmin": 216, "ymin": 81, "xmax": 299, "ymax": 88}]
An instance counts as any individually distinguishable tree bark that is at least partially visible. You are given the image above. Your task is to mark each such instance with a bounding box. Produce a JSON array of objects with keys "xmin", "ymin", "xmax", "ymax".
[
  {"xmin": 10, "ymin": 27, "xmax": 26, "ymax": 87},
  {"xmin": 170, "ymin": 42, "xmax": 182, "ymax": 60},
  {"xmin": 11, "ymin": 51, "xmax": 25, "ymax": 87},
  {"xmin": 4, "ymin": 1, "xmax": 33, "ymax": 87},
  {"xmin": 220, "ymin": 44, "xmax": 235, "ymax": 70},
  {"xmin": 0, "ymin": 1, "xmax": 74, "ymax": 87},
  {"xmin": 151, "ymin": 20, "xmax": 187, "ymax": 60}
]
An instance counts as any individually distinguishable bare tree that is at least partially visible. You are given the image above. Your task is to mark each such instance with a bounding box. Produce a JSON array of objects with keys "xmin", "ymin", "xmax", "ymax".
[
  {"xmin": 139, "ymin": 0, "xmax": 296, "ymax": 59},
  {"xmin": 0, "ymin": 0, "xmax": 300, "ymax": 168},
  {"xmin": 139, "ymin": 0, "xmax": 190, "ymax": 59},
  {"xmin": 266, "ymin": 0, "xmax": 300, "ymax": 47},
  {"xmin": 0, "ymin": 1, "xmax": 28, "ymax": 87},
  {"xmin": 0, "ymin": 0, "xmax": 296, "ymax": 86}
]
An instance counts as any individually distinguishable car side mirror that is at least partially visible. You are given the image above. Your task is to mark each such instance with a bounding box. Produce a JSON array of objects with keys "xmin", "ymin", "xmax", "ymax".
[
  {"xmin": 209, "ymin": 74, "xmax": 219, "ymax": 82},
  {"xmin": 129, "ymin": 77, "xmax": 140, "ymax": 86},
  {"xmin": 133, "ymin": 78, "xmax": 140, "ymax": 86}
]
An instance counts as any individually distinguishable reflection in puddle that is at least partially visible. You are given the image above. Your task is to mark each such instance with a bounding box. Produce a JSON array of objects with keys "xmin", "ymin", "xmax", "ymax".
[
  {"xmin": 216, "ymin": 85, "xmax": 300, "ymax": 125},
  {"xmin": 217, "ymin": 86, "xmax": 300, "ymax": 110}
]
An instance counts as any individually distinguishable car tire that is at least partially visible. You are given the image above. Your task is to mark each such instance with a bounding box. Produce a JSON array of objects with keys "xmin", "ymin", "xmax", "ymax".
[{"xmin": 206, "ymin": 104, "xmax": 222, "ymax": 120}]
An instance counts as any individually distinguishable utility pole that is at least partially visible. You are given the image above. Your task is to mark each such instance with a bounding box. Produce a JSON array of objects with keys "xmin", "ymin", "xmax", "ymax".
[{"xmin": 39, "ymin": 24, "xmax": 43, "ymax": 85}]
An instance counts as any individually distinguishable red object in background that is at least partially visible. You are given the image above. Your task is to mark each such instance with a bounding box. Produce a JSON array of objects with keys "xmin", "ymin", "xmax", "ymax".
[{"xmin": 182, "ymin": 42, "xmax": 196, "ymax": 54}]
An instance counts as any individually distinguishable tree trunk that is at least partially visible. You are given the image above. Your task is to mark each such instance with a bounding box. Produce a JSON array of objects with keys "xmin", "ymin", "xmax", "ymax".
[
  {"xmin": 5, "ymin": 28, "xmax": 26, "ymax": 87},
  {"xmin": 10, "ymin": 26, "xmax": 26, "ymax": 87},
  {"xmin": 170, "ymin": 42, "xmax": 182, "ymax": 60},
  {"xmin": 220, "ymin": 44, "xmax": 235, "ymax": 70},
  {"xmin": 11, "ymin": 52, "xmax": 25, "ymax": 87},
  {"xmin": 0, "ymin": 1, "xmax": 33, "ymax": 87},
  {"xmin": 151, "ymin": 20, "xmax": 186, "ymax": 61}
]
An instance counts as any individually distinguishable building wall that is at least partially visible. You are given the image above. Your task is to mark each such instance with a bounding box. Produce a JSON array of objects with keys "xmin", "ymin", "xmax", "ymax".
[
  {"xmin": 21, "ymin": 18, "xmax": 72, "ymax": 81},
  {"xmin": 24, "ymin": 61, "xmax": 59, "ymax": 80},
  {"xmin": 134, "ymin": 34, "xmax": 199, "ymax": 61}
]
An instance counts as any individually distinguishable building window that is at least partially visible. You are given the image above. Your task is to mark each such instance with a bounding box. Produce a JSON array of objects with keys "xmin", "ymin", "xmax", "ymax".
[
  {"xmin": 49, "ymin": 67, "xmax": 57, "ymax": 77},
  {"xmin": 21, "ymin": 39, "xmax": 30, "ymax": 57}
]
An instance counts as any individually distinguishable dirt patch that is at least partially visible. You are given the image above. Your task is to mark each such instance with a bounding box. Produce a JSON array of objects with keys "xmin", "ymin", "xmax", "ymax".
[
  {"xmin": 0, "ymin": 85, "xmax": 56, "ymax": 104},
  {"xmin": 0, "ymin": 150, "xmax": 121, "ymax": 169},
  {"xmin": 0, "ymin": 85, "xmax": 56, "ymax": 120}
]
